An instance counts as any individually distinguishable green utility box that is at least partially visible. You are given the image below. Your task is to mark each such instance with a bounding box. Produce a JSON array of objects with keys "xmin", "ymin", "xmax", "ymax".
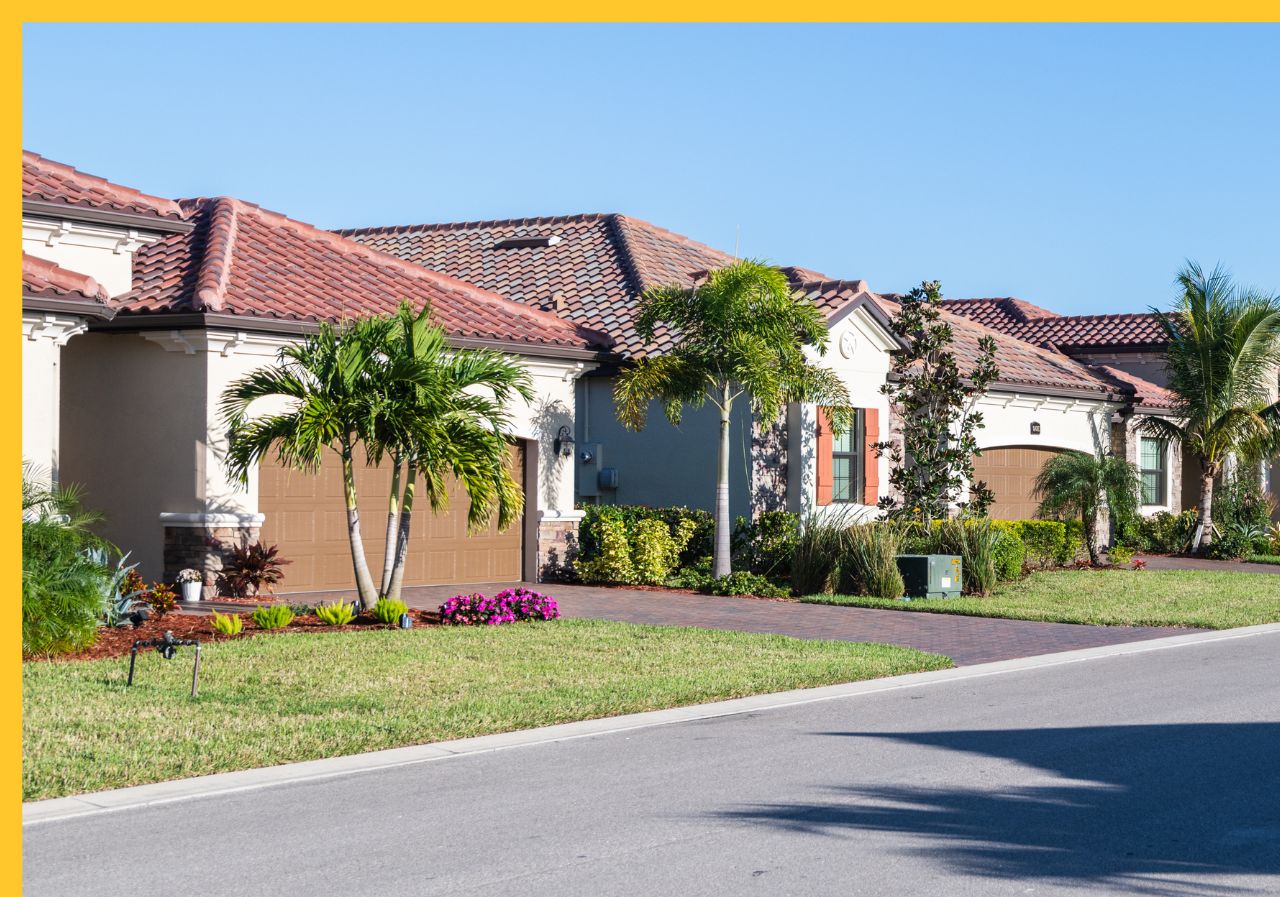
[{"xmin": 896, "ymin": 554, "xmax": 963, "ymax": 599}]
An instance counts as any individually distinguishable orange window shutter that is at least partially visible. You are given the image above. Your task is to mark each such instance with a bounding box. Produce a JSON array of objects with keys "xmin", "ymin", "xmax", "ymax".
[
  {"xmin": 816, "ymin": 408, "xmax": 834, "ymax": 506},
  {"xmin": 863, "ymin": 407, "xmax": 880, "ymax": 505}
]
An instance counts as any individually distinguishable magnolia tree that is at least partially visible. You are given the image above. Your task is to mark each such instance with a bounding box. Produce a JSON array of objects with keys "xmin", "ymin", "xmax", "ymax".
[{"xmin": 873, "ymin": 281, "xmax": 999, "ymax": 527}]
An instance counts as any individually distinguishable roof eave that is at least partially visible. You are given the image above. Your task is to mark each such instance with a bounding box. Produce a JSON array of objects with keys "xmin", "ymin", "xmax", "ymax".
[
  {"xmin": 23, "ymin": 294, "xmax": 116, "ymax": 321},
  {"xmin": 23, "ymin": 199, "xmax": 194, "ymax": 234},
  {"xmin": 93, "ymin": 310, "xmax": 611, "ymax": 361}
]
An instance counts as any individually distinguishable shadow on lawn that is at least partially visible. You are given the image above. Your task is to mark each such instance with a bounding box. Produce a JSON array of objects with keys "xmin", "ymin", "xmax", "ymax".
[{"xmin": 715, "ymin": 723, "xmax": 1280, "ymax": 896}]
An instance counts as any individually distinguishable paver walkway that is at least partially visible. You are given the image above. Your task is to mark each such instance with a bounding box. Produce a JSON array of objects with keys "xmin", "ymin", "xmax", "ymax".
[
  {"xmin": 1137, "ymin": 554, "xmax": 1280, "ymax": 574},
  {"xmin": 372, "ymin": 582, "xmax": 1191, "ymax": 666}
]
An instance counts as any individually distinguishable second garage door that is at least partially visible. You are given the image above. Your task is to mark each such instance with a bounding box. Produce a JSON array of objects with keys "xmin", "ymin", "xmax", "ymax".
[
  {"xmin": 971, "ymin": 446, "xmax": 1062, "ymax": 521},
  {"xmin": 258, "ymin": 445, "xmax": 526, "ymax": 594}
]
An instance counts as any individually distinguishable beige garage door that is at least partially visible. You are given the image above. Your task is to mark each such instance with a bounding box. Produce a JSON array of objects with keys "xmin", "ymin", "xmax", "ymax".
[
  {"xmin": 972, "ymin": 446, "xmax": 1062, "ymax": 521},
  {"xmin": 259, "ymin": 446, "xmax": 525, "ymax": 594}
]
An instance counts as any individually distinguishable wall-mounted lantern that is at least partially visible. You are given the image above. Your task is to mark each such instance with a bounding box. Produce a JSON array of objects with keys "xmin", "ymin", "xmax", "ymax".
[
  {"xmin": 1030, "ymin": 422, "xmax": 1042, "ymax": 435},
  {"xmin": 554, "ymin": 425, "xmax": 575, "ymax": 458}
]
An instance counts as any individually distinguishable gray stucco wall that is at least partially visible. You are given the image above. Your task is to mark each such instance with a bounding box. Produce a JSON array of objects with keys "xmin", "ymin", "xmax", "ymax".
[{"xmin": 575, "ymin": 374, "xmax": 753, "ymax": 520}]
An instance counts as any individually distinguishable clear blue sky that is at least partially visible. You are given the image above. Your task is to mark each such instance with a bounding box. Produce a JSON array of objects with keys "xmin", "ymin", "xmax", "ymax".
[{"xmin": 23, "ymin": 23, "xmax": 1280, "ymax": 315}]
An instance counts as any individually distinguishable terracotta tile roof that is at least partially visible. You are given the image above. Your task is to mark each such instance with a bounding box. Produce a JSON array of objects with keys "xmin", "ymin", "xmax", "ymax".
[
  {"xmin": 22, "ymin": 253, "xmax": 111, "ymax": 304},
  {"xmin": 798, "ymin": 278, "xmax": 1168, "ymax": 402},
  {"xmin": 337, "ymin": 214, "xmax": 734, "ymax": 357},
  {"xmin": 117, "ymin": 198, "xmax": 609, "ymax": 353},
  {"xmin": 942, "ymin": 298, "xmax": 1168, "ymax": 350},
  {"xmin": 22, "ymin": 151, "xmax": 186, "ymax": 222},
  {"xmin": 1092, "ymin": 364, "xmax": 1179, "ymax": 410}
]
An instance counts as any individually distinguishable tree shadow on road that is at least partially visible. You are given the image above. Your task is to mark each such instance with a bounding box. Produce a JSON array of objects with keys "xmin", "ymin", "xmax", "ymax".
[{"xmin": 714, "ymin": 723, "xmax": 1280, "ymax": 895}]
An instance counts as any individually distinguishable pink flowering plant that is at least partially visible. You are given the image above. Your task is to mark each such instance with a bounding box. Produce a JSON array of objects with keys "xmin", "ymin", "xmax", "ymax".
[{"xmin": 439, "ymin": 587, "xmax": 561, "ymax": 626}]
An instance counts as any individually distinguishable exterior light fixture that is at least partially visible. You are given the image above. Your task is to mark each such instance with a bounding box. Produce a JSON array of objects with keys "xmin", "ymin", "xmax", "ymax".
[
  {"xmin": 554, "ymin": 425, "xmax": 575, "ymax": 458},
  {"xmin": 1030, "ymin": 422, "xmax": 1042, "ymax": 435}
]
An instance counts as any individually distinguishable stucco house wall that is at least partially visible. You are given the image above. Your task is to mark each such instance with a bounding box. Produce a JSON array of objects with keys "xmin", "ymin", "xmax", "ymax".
[{"xmin": 575, "ymin": 374, "xmax": 754, "ymax": 521}]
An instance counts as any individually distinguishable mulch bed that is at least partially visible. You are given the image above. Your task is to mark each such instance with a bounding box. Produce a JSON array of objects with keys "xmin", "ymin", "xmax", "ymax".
[
  {"xmin": 38, "ymin": 608, "xmax": 442, "ymax": 663},
  {"xmin": 570, "ymin": 581, "xmax": 798, "ymax": 603}
]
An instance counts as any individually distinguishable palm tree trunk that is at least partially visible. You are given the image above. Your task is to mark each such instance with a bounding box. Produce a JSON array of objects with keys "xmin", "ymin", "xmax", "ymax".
[
  {"xmin": 340, "ymin": 438, "xmax": 379, "ymax": 610},
  {"xmin": 1194, "ymin": 471, "xmax": 1216, "ymax": 553},
  {"xmin": 1083, "ymin": 509, "xmax": 1101, "ymax": 566},
  {"xmin": 386, "ymin": 461, "xmax": 417, "ymax": 603},
  {"xmin": 713, "ymin": 388, "xmax": 732, "ymax": 579},
  {"xmin": 378, "ymin": 456, "xmax": 403, "ymax": 597}
]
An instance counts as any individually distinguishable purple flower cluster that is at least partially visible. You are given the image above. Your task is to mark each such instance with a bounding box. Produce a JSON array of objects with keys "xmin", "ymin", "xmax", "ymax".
[{"xmin": 439, "ymin": 587, "xmax": 561, "ymax": 626}]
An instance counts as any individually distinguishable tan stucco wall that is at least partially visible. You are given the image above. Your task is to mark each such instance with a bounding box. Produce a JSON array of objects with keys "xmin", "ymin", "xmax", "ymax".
[
  {"xmin": 22, "ymin": 313, "xmax": 86, "ymax": 480},
  {"xmin": 58, "ymin": 327, "xmax": 588, "ymax": 580}
]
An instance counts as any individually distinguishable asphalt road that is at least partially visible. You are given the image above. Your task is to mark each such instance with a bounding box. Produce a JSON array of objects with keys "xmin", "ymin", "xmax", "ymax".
[{"xmin": 25, "ymin": 631, "xmax": 1280, "ymax": 897}]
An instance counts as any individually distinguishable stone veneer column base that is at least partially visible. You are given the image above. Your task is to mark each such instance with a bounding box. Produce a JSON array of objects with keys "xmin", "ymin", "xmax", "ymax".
[
  {"xmin": 161, "ymin": 513, "xmax": 266, "ymax": 598},
  {"xmin": 537, "ymin": 512, "xmax": 583, "ymax": 582}
]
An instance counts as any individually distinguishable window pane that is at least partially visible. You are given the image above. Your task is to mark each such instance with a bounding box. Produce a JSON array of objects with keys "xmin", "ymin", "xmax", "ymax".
[
  {"xmin": 1141, "ymin": 471, "xmax": 1161, "ymax": 505},
  {"xmin": 833, "ymin": 457, "xmax": 851, "ymax": 501},
  {"xmin": 834, "ymin": 429, "xmax": 854, "ymax": 453},
  {"xmin": 1140, "ymin": 438, "xmax": 1164, "ymax": 471}
]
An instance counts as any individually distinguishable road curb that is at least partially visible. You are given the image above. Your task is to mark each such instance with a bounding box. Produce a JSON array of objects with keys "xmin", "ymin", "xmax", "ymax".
[{"xmin": 24, "ymin": 622, "xmax": 1280, "ymax": 826}]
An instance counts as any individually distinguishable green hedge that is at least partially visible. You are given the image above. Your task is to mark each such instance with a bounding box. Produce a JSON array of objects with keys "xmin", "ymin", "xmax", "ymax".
[{"xmin": 578, "ymin": 505, "xmax": 713, "ymax": 569}]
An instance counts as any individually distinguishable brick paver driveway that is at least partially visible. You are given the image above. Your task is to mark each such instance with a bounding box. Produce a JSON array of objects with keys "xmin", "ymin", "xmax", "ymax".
[{"xmin": 379, "ymin": 582, "xmax": 1194, "ymax": 666}]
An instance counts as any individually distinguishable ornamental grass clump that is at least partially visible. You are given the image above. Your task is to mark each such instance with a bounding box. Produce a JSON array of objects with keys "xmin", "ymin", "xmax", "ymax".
[
  {"xmin": 439, "ymin": 588, "xmax": 560, "ymax": 626},
  {"xmin": 839, "ymin": 523, "xmax": 904, "ymax": 599}
]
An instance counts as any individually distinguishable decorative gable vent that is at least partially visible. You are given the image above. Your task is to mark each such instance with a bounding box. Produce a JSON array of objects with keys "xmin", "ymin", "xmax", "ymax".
[{"xmin": 493, "ymin": 235, "xmax": 562, "ymax": 249}]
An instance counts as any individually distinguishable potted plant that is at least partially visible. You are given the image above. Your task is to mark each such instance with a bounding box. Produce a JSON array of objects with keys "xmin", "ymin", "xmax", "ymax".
[{"xmin": 176, "ymin": 568, "xmax": 203, "ymax": 603}]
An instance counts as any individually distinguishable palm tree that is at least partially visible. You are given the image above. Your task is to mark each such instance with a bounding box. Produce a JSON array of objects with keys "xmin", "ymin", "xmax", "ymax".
[
  {"xmin": 221, "ymin": 305, "xmax": 533, "ymax": 609},
  {"xmin": 368, "ymin": 303, "xmax": 532, "ymax": 602},
  {"xmin": 1033, "ymin": 450, "xmax": 1140, "ymax": 566},
  {"xmin": 614, "ymin": 260, "xmax": 854, "ymax": 578},
  {"xmin": 1141, "ymin": 262, "xmax": 1280, "ymax": 552},
  {"xmin": 222, "ymin": 320, "xmax": 386, "ymax": 608}
]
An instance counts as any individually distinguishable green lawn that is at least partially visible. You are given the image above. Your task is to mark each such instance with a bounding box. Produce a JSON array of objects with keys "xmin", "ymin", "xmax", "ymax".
[
  {"xmin": 23, "ymin": 619, "xmax": 949, "ymax": 801},
  {"xmin": 801, "ymin": 569, "xmax": 1280, "ymax": 629}
]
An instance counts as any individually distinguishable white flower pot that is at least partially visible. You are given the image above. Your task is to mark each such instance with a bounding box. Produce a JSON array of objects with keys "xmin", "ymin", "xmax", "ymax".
[{"xmin": 180, "ymin": 581, "xmax": 203, "ymax": 603}]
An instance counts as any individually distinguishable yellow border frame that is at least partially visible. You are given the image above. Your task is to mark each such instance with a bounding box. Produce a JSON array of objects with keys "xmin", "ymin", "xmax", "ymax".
[{"xmin": 8, "ymin": 15, "xmax": 1277, "ymax": 894}]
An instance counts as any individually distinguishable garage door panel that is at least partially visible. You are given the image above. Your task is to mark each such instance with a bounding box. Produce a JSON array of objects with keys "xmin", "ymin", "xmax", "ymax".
[
  {"xmin": 260, "ymin": 446, "xmax": 525, "ymax": 593},
  {"xmin": 973, "ymin": 446, "xmax": 1062, "ymax": 521}
]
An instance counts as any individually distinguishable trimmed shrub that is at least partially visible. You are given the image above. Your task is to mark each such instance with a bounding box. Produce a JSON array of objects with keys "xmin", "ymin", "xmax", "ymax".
[
  {"xmin": 732, "ymin": 511, "xmax": 799, "ymax": 578},
  {"xmin": 990, "ymin": 520, "xmax": 1027, "ymax": 580},
  {"xmin": 439, "ymin": 587, "xmax": 561, "ymax": 625},
  {"xmin": 210, "ymin": 610, "xmax": 244, "ymax": 635},
  {"xmin": 839, "ymin": 523, "xmax": 905, "ymax": 599},
  {"xmin": 667, "ymin": 556, "xmax": 714, "ymax": 590},
  {"xmin": 315, "ymin": 601, "xmax": 355, "ymax": 626},
  {"xmin": 371, "ymin": 598, "xmax": 409, "ymax": 625},
  {"xmin": 705, "ymin": 571, "xmax": 790, "ymax": 599},
  {"xmin": 251, "ymin": 604, "xmax": 295, "ymax": 630},
  {"xmin": 579, "ymin": 505, "xmax": 713, "ymax": 570},
  {"xmin": 631, "ymin": 518, "xmax": 698, "ymax": 585},
  {"xmin": 1136, "ymin": 510, "xmax": 1197, "ymax": 554},
  {"xmin": 1016, "ymin": 520, "xmax": 1068, "ymax": 569},
  {"xmin": 575, "ymin": 515, "xmax": 637, "ymax": 584}
]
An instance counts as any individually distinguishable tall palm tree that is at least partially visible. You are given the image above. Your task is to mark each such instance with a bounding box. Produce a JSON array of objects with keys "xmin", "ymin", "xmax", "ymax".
[
  {"xmin": 614, "ymin": 260, "xmax": 854, "ymax": 578},
  {"xmin": 221, "ymin": 305, "xmax": 533, "ymax": 609},
  {"xmin": 1141, "ymin": 262, "xmax": 1280, "ymax": 552},
  {"xmin": 222, "ymin": 320, "xmax": 385, "ymax": 608},
  {"xmin": 368, "ymin": 303, "xmax": 532, "ymax": 602},
  {"xmin": 1033, "ymin": 450, "xmax": 1140, "ymax": 566}
]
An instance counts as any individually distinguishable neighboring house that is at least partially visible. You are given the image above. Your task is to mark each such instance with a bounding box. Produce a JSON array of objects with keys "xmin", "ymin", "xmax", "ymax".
[
  {"xmin": 341, "ymin": 215, "xmax": 1185, "ymax": 533},
  {"xmin": 22, "ymin": 152, "xmax": 610, "ymax": 593},
  {"xmin": 941, "ymin": 297, "xmax": 1279, "ymax": 517}
]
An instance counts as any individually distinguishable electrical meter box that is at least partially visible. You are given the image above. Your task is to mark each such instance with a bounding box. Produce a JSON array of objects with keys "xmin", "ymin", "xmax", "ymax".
[{"xmin": 896, "ymin": 554, "xmax": 962, "ymax": 599}]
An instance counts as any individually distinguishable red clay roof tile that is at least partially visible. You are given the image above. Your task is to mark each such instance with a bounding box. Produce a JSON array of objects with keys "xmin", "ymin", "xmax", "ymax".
[
  {"xmin": 22, "ymin": 253, "xmax": 111, "ymax": 304},
  {"xmin": 337, "ymin": 213, "xmax": 734, "ymax": 357},
  {"xmin": 22, "ymin": 151, "xmax": 186, "ymax": 222},
  {"xmin": 942, "ymin": 298, "xmax": 1168, "ymax": 349},
  {"xmin": 118, "ymin": 198, "xmax": 610, "ymax": 352}
]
